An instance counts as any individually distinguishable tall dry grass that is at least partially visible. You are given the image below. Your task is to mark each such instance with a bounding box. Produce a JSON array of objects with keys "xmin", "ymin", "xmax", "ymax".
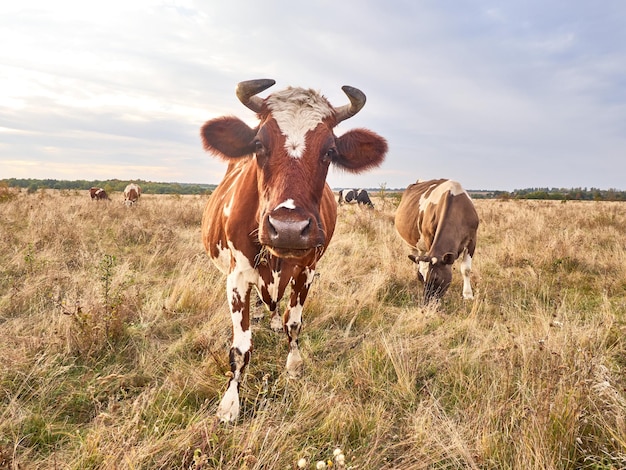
[{"xmin": 1, "ymin": 191, "xmax": 625, "ymax": 469}]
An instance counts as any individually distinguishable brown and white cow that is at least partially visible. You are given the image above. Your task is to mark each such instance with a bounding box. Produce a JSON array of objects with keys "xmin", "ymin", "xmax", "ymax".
[
  {"xmin": 200, "ymin": 79, "xmax": 387, "ymax": 422},
  {"xmin": 394, "ymin": 179, "xmax": 478, "ymax": 304},
  {"xmin": 124, "ymin": 183, "xmax": 141, "ymax": 206},
  {"xmin": 89, "ymin": 187, "xmax": 108, "ymax": 200}
]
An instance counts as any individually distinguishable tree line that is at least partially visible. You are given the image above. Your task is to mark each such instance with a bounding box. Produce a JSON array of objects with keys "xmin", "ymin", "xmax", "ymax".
[
  {"xmin": 3, "ymin": 179, "xmax": 626, "ymax": 201},
  {"xmin": 445, "ymin": 188, "xmax": 626, "ymax": 201},
  {"xmin": 1, "ymin": 178, "xmax": 216, "ymax": 195},
  {"xmin": 498, "ymin": 187, "xmax": 626, "ymax": 201}
]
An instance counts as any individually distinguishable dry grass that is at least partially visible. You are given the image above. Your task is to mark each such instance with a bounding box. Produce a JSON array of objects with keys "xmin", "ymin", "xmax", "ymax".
[{"xmin": 1, "ymin": 191, "xmax": 625, "ymax": 469}]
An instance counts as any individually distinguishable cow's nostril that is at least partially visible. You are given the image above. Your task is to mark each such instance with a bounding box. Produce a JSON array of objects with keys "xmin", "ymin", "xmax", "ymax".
[
  {"xmin": 267, "ymin": 216, "xmax": 279, "ymax": 237},
  {"xmin": 300, "ymin": 218, "xmax": 311, "ymax": 236}
]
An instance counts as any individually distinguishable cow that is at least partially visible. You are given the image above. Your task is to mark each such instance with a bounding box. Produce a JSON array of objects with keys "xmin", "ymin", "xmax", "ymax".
[
  {"xmin": 394, "ymin": 179, "xmax": 478, "ymax": 304},
  {"xmin": 124, "ymin": 183, "xmax": 141, "ymax": 206},
  {"xmin": 200, "ymin": 79, "xmax": 387, "ymax": 422},
  {"xmin": 338, "ymin": 188, "xmax": 374, "ymax": 207},
  {"xmin": 89, "ymin": 187, "xmax": 108, "ymax": 200}
]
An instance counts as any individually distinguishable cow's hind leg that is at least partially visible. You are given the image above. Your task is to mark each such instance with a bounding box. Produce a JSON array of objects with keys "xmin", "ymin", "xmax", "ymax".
[
  {"xmin": 283, "ymin": 268, "xmax": 315, "ymax": 378},
  {"xmin": 460, "ymin": 249, "xmax": 474, "ymax": 299},
  {"xmin": 217, "ymin": 272, "xmax": 253, "ymax": 423}
]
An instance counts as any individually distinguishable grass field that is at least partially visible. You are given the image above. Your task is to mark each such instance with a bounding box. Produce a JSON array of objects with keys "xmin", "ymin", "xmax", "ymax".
[{"xmin": 1, "ymin": 188, "xmax": 625, "ymax": 469}]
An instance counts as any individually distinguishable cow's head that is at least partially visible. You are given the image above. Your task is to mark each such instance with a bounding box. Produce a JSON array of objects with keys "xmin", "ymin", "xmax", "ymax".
[
  {"xmin": 201, "ymin": 79, "xmax": 387, "ymax": 258},
  {"xmin": 409, "ymin": 252, "xmax": 456, "ymax": 303}
]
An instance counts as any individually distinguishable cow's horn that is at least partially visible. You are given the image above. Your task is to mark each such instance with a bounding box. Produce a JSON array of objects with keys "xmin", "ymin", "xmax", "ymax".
[
  {"xmin": 236, "ymin": 79, "xmax": 276, "ymax": 113},
  {"xmin": 335, "ymin": 86, "xmax": 367, "ymax": 123}
]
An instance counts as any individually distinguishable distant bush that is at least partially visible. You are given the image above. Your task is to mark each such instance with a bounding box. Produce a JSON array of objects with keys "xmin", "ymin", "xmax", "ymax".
[{"xmin": 0, "ymin": 182, "xmax": 18, "ymax": 202}]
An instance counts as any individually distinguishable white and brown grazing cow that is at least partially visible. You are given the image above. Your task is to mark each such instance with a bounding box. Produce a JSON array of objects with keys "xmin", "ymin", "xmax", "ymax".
[
  {"xmin": 89, "ymin": 187, "xmax": 108, "ymax": 200},
  {"xmin": 201, "ymin": 79, "xmax": 387, "ymax": 422},
  {"xmin": 394, "ymin": 179, "xmax": 478, "ymax": 304},
  {"xmin": 124, "ymin": 183, "xmax": 141, "ymax": 206}
]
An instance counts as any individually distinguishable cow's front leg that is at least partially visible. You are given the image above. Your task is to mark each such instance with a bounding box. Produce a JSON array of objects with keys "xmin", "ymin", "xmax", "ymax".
[
  {"xmin": 460, "ymin": 250, "xmax": 474, "ymax": 299},
  {"xmin": 217, "ymin": 272, "xmax": 252, "ymax": 423},
  {"xmin": 256, "ymin": 267, "xmax": 284, "ymax": 332},
  {"xmin": 284, "ymin": 268, "xmax": 315, "ymax": 378}
]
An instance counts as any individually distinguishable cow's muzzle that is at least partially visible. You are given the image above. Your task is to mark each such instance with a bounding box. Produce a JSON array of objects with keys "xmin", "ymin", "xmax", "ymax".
[{"xmin": 260, "ymin": 210, "xmax": 324, "ymax": 257}]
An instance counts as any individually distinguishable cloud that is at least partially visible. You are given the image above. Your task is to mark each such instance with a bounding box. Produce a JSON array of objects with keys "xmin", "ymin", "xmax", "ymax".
[{"xmin": 1, "ymin": 1, "xmax": 626, "ymax": 190}]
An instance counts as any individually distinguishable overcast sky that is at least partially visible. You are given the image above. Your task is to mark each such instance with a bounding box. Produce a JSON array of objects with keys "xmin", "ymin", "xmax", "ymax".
[{"xmin": 2, "ymin": 1, "xmax": 625, "ymax": 191}]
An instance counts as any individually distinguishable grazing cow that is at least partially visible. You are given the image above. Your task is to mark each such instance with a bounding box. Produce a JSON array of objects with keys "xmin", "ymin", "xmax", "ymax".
[
  {"xmin": 394, "ymin": 179, "xmax": 478, "ymax": 304},
  {"xmin": 89, "ymin": 187, "xmax": 108, "ymax": 200},
  {"xmin": 124, "ymin": 183, "xmax": 141, "ymax": 206},
  {"xmin": 338, "ymin": 188, "xmax": 374, "ymax": 207},
  {"xmin": 201, "ymin": 79, "xmax": 387, "ymax": 422}
]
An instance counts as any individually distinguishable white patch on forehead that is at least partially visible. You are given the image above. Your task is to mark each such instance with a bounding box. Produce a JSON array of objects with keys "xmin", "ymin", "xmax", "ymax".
[
  {"xmin": 266, "ymin": 87, "xmax": 334, "ymax": 158},
  {"xmin": 419, "ymin": 180, "xmax": 467, "ymax": 212},
  {"xmin": 274, "ymin": 199, "xmax": 296, "ymax": 210}
]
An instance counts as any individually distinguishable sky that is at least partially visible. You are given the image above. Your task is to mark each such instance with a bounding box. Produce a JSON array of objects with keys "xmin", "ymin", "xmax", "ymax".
[{"xmin": 1, "ymin": 1, "xmax": 626, "ymax": 191}]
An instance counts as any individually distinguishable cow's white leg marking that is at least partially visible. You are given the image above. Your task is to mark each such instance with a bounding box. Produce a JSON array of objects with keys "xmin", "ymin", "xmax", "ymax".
[
  {"xmin": 267, "ymin": 269, "xmax": 283, "ymax": 331},
  {"xmin": 460, "ymin": 250, "xmax": 474, "ymax": 299},
  {"xmin": 285, "ymin": 301, "xmax": 303, "ymax": 377},
  {"xmin": 284, "ymin": 267, "xmax": 314, "ymax": 378},
  {"xmin": 216, "ymin": 244, "xmax": 257, "ymax": 423}
]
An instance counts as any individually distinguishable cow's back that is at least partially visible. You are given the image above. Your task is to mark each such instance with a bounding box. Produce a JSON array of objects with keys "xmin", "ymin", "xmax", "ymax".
[
  {"xmin": 125, "ymin": 184, "xmax": 140, "ymax": 200},
  {"xmin": 395, "ymin": 178, "xmax": 478, "ymax": 256},
  {"xmin": 395, "ymin": 179, "xmax": 449, "ymax": 248}
]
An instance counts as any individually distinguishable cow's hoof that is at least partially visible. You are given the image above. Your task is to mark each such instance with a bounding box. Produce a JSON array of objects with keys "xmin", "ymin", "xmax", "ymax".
[
  {"xmin": 216, "ymin": 385, "xmax": 240, "ymax": 423},
  {"xmin": 286, "ymin": 349, "xmax": 303, "ymax": 378},
  {"xmin": 270, "ymin": 313, "xmax": 283, "ymax": 332}
]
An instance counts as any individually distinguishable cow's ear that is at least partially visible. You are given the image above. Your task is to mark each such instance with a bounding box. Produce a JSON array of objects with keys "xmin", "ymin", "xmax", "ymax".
[
  {"xmin": 442, "ymin": 252, "xmax": 456, "ymax": 264},
  {"xmin": 334, "ymin": 129, "xmax": 387, "ymax": 173},
  {"xmin": 201, "ymin": 116, "xmax": 257, "ymax": 159},
  {"xmin": 408, "ymin": 254, "xmax": 418, "ymax": 264}
]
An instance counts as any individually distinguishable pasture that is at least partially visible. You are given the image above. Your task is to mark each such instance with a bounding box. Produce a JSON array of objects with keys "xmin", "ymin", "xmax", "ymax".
[{"xmin": 1, "ymin": 189, "xmax": 625, "ymax": 469}]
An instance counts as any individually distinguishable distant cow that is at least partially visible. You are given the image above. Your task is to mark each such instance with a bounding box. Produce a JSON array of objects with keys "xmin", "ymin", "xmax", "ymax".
[
  {"xmin": 338, "ymin": 188, "xmax": 374, "ymax": 207},
  {"xmin": 89, "ymin": 187, "xmax": 108, "ymax": 200},
  {"xmin": 124, "ymin": 183, "xmax": 141, "ymax": 206},
  {"xmin": 200, "ymin": 79, "xmax": 387, "ymax": 422},
  {"xmin": 394, "ymin": 179, "xmax": 478, "ymax": 303}
]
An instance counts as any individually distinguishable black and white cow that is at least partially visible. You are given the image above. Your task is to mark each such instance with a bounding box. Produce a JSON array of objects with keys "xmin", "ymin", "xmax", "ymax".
[{"xmin": 338, "ymin": 188, "xmax": 374, "ymax": 207}]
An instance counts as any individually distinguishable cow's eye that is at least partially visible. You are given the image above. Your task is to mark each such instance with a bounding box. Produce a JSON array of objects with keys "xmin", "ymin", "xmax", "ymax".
[
  {"xmin": 323, "ymin": 147, "xmax": 336, "ymax": 163},
  {"xmin": 254, "ymin": 140, "xmax": 266, "ymax": 156}
]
